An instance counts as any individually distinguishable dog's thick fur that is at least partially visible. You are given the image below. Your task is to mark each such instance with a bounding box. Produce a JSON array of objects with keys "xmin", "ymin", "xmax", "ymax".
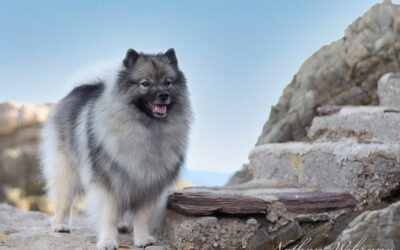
[{"xmin": 40, "ymin": 49, "xmax": 191, "ymax": 249}]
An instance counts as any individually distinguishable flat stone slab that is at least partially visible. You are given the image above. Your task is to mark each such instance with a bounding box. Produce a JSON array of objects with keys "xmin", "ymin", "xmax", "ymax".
[
  {"xmin": 308, "ymin": 106, "xmax": 400, "ymax": 141},
  {"xmin": 0, "ymin": 202, "xmax": 302, "ymax": 250},
  {"xmin": 0, "ymin": 202, "xmax": 257, "ymax": 250},
  {"xmin": 378, "ymin": 72, "xmax": 400, "ymax": 107},
  {"xmin": 168, "ymin": 186, "xmax": 356, "ymax": 215},
  {"xmin": 248, "ymin": 140, "xmax": 400, "ymax": 200}
]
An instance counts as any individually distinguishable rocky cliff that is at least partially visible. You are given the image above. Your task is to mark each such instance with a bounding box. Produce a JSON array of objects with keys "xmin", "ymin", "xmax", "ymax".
[
  {"xmin": 0, "ymin": 102, "xmax": 52, "ymax": 211},
  {"xmin": 257, "ymin": 1, "xmax": 400, "ymax": 144}
]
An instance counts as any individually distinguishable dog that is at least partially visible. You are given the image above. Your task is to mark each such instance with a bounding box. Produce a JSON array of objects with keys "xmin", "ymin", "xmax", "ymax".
[{"xmin": 40, "ymin": 48, "xmax": 192, "ymax": 249}]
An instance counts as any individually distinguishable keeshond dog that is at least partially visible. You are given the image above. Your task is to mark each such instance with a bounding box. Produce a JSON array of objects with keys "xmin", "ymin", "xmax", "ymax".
[{"xmin": 40, "ymin": 48, "xmax": 191, "ymax": 249}]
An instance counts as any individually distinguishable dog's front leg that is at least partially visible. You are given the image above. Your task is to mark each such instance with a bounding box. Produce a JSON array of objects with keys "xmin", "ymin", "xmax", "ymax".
[
  {"xmin": 87, "ymin": 184, "xmax": 119, "ymax": 250},
  {"xmin": 133, "ymin": 199, "xmax": 158, "ymax": 248}
]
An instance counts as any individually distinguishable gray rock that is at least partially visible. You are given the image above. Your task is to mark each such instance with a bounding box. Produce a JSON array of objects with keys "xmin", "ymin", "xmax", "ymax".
[
  {"xmin": 225, "ymin": 164, "xmax": 253, "ymax": 185},
  {"xmin": 325, "ymin": 201, "xmax": 400, "ymax": 249},
  {"xmin": 378, "ymin": 72, "xmax": 400, "ymax": 107},
  {"xmin": 247, "ymin": 222, "xmax": 303, "ymax": 250},
  {"xmin": 248, "ymin": 140, "xmax": 400, "ymax": 200},
  {"xmin": 307, "ymin": 106, "xmax": 400, "ymax": 141},
  {"xmin": 297, "ymin": 210, "xmax": 360, "ymax": 249},
  {"xmin": 257, "ymin": 3, "xmax": 400, "ymax": 145}
]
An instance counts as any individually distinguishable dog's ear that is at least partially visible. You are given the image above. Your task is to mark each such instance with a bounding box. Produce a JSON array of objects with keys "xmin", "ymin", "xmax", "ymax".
[
  {"xmin": 164, "ymin": 48, "xmax": 178, "ymax": 65},
  {"xmin": 123, "ymin": 49, "xmax": 140, "ymax": 69}
]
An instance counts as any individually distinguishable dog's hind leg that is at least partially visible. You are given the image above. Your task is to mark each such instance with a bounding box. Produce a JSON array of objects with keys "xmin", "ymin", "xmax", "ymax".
[
  {"xmin": 43, "ymin": 146, "xmax": 78, "ymax": 233},
  {"xmin": 87, "ymin": 183, "xmax": 120, "ymax": 250}
]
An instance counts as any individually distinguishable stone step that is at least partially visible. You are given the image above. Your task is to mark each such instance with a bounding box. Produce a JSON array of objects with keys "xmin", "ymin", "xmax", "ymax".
[
  {"xmin": 378, "ymin": 72, "xmax": 400, "ymax": 107},
  {"xmin": 308, "ymin": 106, "xmax": 400, "ymax": 141},
  {"xmin": 168, "ymin": 185, "xmax": 356, "ymax": 215},
  {"xmin": 248, "ymin": 140, "xmax": 400, "ymax": 201}
]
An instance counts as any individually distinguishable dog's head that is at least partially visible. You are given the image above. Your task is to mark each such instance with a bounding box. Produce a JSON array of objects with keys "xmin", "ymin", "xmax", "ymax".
[{"xmin": 115, "ymin": 48, "xmax": 187, "ymax": 119}]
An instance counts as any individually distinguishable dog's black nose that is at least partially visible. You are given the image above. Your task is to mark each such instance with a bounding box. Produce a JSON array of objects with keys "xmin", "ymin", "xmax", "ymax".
[{"xmin": 157, "ymin": 92, "xmax": 170, "ymax": 102}]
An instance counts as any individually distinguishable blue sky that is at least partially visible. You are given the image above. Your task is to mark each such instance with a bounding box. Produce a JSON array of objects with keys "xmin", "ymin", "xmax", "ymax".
[{"xmin": 0, "ymin": 0, "xmax": 393, "ymax": 174}]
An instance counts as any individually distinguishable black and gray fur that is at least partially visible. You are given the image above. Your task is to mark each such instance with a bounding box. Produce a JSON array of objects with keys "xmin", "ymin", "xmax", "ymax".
[{"xmin": 40, "ymin": 49, "xmax": 191, "ymax": 250}]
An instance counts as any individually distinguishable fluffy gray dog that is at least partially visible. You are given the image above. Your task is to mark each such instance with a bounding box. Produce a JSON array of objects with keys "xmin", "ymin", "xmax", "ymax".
[{"xmin": 40, "ymin": 48, "xmax": 191, "ymax": 249}]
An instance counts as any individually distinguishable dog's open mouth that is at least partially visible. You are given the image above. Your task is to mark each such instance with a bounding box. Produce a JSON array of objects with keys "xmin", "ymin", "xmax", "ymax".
[{"xmin": 145, "ymin": 102, "xmax": 167, "ymax": 117}]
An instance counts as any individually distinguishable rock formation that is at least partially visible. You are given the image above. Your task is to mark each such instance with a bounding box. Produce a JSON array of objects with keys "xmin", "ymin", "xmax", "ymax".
[
  {"xmin": 244, "ymin": 72, "xmax": 400, "ymax": 202},
  {"xmin": 257, "ymin": 1, "xmax": 400, "ymax": 144},
  {"xmin": 326, "ymin": 201, "xmax": 400, "ymax": 249},
  {"xmin": 0, "ymin": 102, "xmax": 52, "ymax": 209}
]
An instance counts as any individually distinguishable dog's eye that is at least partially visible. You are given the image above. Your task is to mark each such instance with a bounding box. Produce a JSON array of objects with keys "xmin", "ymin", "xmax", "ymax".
[
  {"xmin": 164, "ymin": 79, "xmax": 172, "ymax": 86},
  {"xmin": 140, "ymin": 81, "xmax": 150, "ymax": 87}
]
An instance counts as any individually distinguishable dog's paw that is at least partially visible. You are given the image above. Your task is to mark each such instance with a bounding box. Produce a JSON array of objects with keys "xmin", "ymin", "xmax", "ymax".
[
  {"xmin": 117, "ymin": 222, "xmax": 132, "ymax": 233},
  {"xmin": 134, "ymin": 235, "xmax": 156, "ymax": 248},
  {"xmin": 52, "ymin": 223, "xmax": 70, "ymax": 233},
  {"xmin": 97, "ymin": 239, "xmax": 119, "ymax": 250}
]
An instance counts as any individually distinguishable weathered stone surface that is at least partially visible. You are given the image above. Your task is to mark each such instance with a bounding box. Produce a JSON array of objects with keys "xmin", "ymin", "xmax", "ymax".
[
  {"xmin": 168, "ymin": 187, "xmax": 356, "ymax": 216},
  {"xmin": 168, "ymin": 191, "xmax": 267, "ymax": 216},
  {"xmin": 0, "ymin": 194, "xmax": 356, "ymax": 250},
  {"xmin": 378, "ymin": 72, "xmax": 400, "ymax": 107},
  {"xmin": 325, "ymin": 201, "xmax": 400, "ymax": 249},
  {"xmin": 298, "ymin": 211, "xmax": 359, "ymax": 249},
  {"xmin": 316, "ymin": 105, "xmax": 342, "ymax": 116},
  {"xmin": 0, "ymin": 203, "xmax": 101, "ymax": 250},
  {"xmin": 159, "ymin": 212, "xmax": 261, "ymax": 249},
  {"xmin": 308, "ymin": 106, "xmax": 400, "ymax": 141},
  {"xmin": 248, "ymin": 140, "xmax": 400, "ymax": 200},
  {"xmin": 247, "ymin": 222, "xmax": 303, "ymax": 250},
  {"xmin": 0, "ymin": 203, "xmax": 262, "ymax": 250},
  {"xmin": 257, "ymin": 3, "xmax": 400, "ymax": 144}
]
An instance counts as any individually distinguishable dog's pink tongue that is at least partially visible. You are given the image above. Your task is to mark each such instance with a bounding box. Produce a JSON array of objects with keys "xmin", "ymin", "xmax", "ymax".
[{"xmin": 153, "ymin": 105, "xmax": 167, "ymax": 114}]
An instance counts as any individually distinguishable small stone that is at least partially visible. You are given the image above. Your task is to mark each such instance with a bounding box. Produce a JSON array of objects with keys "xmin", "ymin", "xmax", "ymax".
[
  {"xmin": 246, "ymin": 218, "xmax": 257, "ymax": 225},
  {"xmin": 145, "ymin": 246, "xmax": 166, "ymax": 250},
  {"xmin": 213, "ymin": 242, "xmax": 218, "ymax": 248},
  {"xmin": 295, "ymin": 213, "xmax": 330, "ymax": 223},
  {"xmin": 196, "ymin": 217, "xmax": 217, "ymax": 226}
]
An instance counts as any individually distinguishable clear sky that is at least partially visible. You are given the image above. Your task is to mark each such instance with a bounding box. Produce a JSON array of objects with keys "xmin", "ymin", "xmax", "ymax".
[{"xmin": 0, "ymin": 0, "xmax": 394, "ymax": 173}]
